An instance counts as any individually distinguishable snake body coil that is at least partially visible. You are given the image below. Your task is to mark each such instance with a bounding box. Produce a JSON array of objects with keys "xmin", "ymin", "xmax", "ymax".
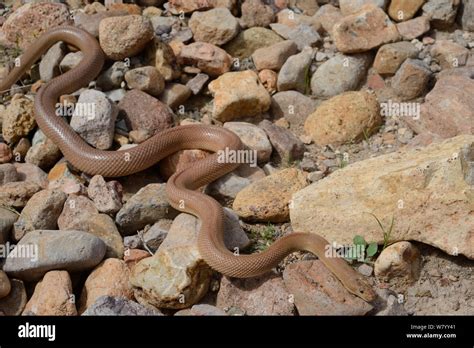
[{"xmin": 0, "ymin": 27, "xmax": 375, "ymax": 302}]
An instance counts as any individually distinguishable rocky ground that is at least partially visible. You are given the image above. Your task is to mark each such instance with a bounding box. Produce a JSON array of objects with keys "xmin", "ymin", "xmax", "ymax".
[{"xmin": 0, "ymin": 0, "xmax": 473, "ymax": 316}]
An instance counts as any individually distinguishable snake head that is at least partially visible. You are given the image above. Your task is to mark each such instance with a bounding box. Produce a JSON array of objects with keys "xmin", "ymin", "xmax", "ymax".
[{"xmin": 345, "ymin": 275, "xmax": 377, "ymax": 302}]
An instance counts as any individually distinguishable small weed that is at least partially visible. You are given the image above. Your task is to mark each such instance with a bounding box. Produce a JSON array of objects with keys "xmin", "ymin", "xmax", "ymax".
[{"xmin": 249, "ymin": 224, "xmax": 277, "ymax": 252}]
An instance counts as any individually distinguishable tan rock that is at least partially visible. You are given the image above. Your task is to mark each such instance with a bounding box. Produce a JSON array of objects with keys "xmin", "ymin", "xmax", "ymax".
[
  {"xmin": 208, "ymin": 70, "xmax": 271, "ymax": 122},
  {"xmin": 389, "ymin": 0, "xmax": 426, "ymax": 22},
  {"xmin": 99, "ymin": 15, "xmax": 154, "ymax": 60},
  {"xmin": 251, "ymin": 40, "xmax": 298, "ymax": 71},
  {"xmin": 146, "ymin": 39, "xmax": 180, "ymax": 81},
  {"xmin": 223, "ymin": 27, "xmax": 284, "ymax": 60},
  {"xmin": 332, "ymin": 4, "xmax": 400, "ymax": 54},
  {"xmin": 189, "ymin": 8, "xmax": 239, "ymax": 46},
  {"xmin": 0, "ymin": 279, "xmax": 27, "ymax": 316},
  {"xmin": 79, "ymin": 258, "xmax": 133, "ymax": 313},
  {"xmin": 0, "ymin": 181, "xmax": 42, "ymax": 209},
  {"xmin": 2, "ymin": 96, "xmax": 36, "ymax": 144},
  {"xmin": 258, "ymin": 69, "xmax": 278, "ymax": 93},
  {"xmin": 130, "ymin": 213, "xmax": 213, "ymax": 309},
  {"xmin": 339, "ymin": 0, "xmax": 388, "ymax": 16},
  {"xmin": 374, "ymin": 242, "xmax": 422, "ymax": 283},
  {"xmin": 304, "ymin": 91, "xmax": 382, "ymax": 146},
  {"xmin": 290, "ymin": 135, "xmax": 474, "ymax": 259},
  {"xmin": 124, "ymin": 66, "xmax": 165, "ymax": 97},
  {"xmin": 233, "ymin": 168, "xmax": 307, "ymax": 222},
  {"xmin": 23, "ymin": 271, "xmax": 77, "ymax": 316},
  {"xmin": 374, "ymin": 42, "xmax": 419, "ymax": 75}
]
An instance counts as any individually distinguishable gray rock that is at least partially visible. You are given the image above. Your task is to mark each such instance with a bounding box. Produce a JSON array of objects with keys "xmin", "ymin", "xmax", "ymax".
[
  {"xmin": 96, "ymin": 61, "xmax": 129, "ymax": 91},
  {"xmin": 13, "ymin": 189, "xmax": 67, "ymax": 242},
  {"xmin": 87, "ymin": 175, "xmax": 122, "ymax": 214},
  {"xmin": 14, "ymin": 163, "xmax": 48, "ymax": 189},
  {"xmin": 59, "ymin": 52, "xmax": 84, "ymax": 73},
  {"xmin": 82, "ymin": 296, "xmax": 163, "ymax": 316},
  {"xmin": 0, "ymin": 163, "xmax": 19, "ymax": 185},
  {"xmin": 115, "ymin": 183, "xmax": 175, "ymax": 235},
  {"xmin": 460, "ymin": 0, "xmax": 474, "ymax": 31},
  {"xmin": 74, "ymin": 10, "xmax": 128, "ymax": 37},
  {"xmin": 70, "ymin": 89, "xmax": 118, "ymax": 150},
  {"xmin": 373, "ymin": 288, "xmax": 408, "ymax": 316},
  {"xmin": 142, "ymin": 223, "xmax": 168, "ymax": 252},
  {"xmin": 259, "ymin": 119, "xmax": 305, "ymax": 161},
  {"xmin": 105, "ymin": 88, "xmax": 127, "ymax": 103},
  {"xmin": 270, "ymin": 91, "xmax": 317, "ymax": 130},
  {"xmin": 0, "ymin": 207, "xmax": 18, "ymax": 244},
  {"xmin": 287, "ymin": 25, "xmax": 321, "ymax": 51},
  {"xmin": 423, "ymin": 0, "xmax": 460, "ymax": 27},
  {"xmin": 175, "ymin": 303, "xmax": 227, "ymax": 316},
  {"xmin": 460, "ymin": 142, "xmax": 474, "ymax": 185},
  {"xmin": 159, "ymin": 83, "xmax": 192, "ymax": 110},
  {"xmin": 223, "ymin": 121, "xmax": 272, "ymax": 163},
  {"xmin": 206, "ymin": 172, "xmax": 251, "ymax": 203},
  {"xmin": 311, "ymin": 53, "xmax": 372, "ymax": 99},
  {"xmin": 39, "ymin": 41, "xmax": 66, "ymax": 82},
  {"xmin": 25, "ymin": 131, "xmax": 62, "ymax": 171},
  {"xmin": 186, "ymin": 73, "xmax": 209, "ymax": 95},
  {"xmin": 277, "ymin": 47, "xmax": 313, "ymax": 93},
  {"xmin": 3, "ymin": 230, "xmax": 106, "ymax": 281},
  {"xmin": 222, "ymin": 208, "xmax": 251, "ymax": 251},
  {"xmin": 58, "ymin": 195, "xmax": 124, "ymax": 259}
]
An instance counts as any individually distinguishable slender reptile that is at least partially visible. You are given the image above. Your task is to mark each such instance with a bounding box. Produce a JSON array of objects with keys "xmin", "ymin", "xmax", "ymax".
[{"xmin": 0, "ymin": 26, "xmax": 376, "ymax": 302}]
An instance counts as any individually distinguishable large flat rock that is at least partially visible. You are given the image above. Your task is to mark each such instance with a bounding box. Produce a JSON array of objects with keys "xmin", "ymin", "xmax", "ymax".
[{"xmin": 291, "ymin": 135, "xmax": 474, "ymax": 259}]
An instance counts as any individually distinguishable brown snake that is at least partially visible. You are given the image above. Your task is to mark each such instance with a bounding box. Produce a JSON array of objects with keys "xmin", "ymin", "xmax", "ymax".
[{"xmin": 0, "ymin": 26, "xmax": 376, "ymax": 302}]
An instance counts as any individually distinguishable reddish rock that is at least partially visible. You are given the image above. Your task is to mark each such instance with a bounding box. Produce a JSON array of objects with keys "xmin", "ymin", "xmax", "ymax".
[
  {"xmin": 430, "ymin": 40, "xmax": 470, "ymax": 70},
  {"xmin": 1, "ymin": 2, "xmax": 72, "ymax": 49},
  {"xmin": 240, "ymin": 0, "xmax": 275, "ymax": 28},
  {"xmin": 396, "ymin": 16, "xmax": 430, "ymax": 40},
  {"xmin": 283, "ymin": 261, "xmax": 373, "ymax": 315},
  {"xmin": 79, "ymin": 258, "xmax": 133, "ymax": 314},
  {"xmin": 391, "ymin": 59, "xmax": 431, "ymax": 101},
  {"xmin": 169, "ymin": 0, "xmax": 212, "ymax": 13},
  {"xmin": 178, "ymin": 42, "xmax": 232, "ymax": 77},
  {"xmin": 406, "ymin": 75, "xmax": 474, "ymax": 138},
  {"xmin": 118, "ymin": 89, "xmax": 174, "ymax": 135},
  {"xmin": 23, "ymin": 271, "xmax": 77, "ymax": 316},
  {"xmin": 216, "ymin": 273, "xmax": 295, "ymax": 315},
  {"xmin": 332, "ymin": 5, "xmax": 400, "ymax": 54}
]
